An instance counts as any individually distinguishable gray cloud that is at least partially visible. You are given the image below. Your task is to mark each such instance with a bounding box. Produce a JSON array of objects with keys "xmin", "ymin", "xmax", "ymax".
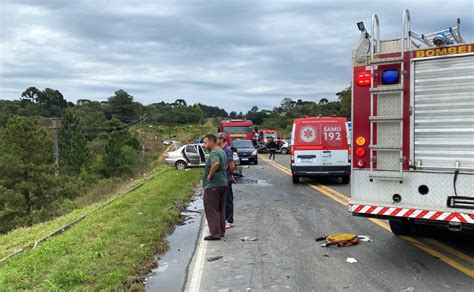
[{"xmin": 1, "ymin": 0, "xmax": 473, "ymax": 112}]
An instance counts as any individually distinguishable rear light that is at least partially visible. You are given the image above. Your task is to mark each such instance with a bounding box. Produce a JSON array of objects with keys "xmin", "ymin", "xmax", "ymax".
[
  {"xmin": 290, "ymin": 148, "xmax": 295, "ymax": 164},
  {"xmin": 355, "ymin": 148, "xmax": 366, "ymax": 157},
  {"xmin": 356, "ymin": 71, "xmax": 371, "ymax": 87},
  {"xmin": 355, "ymin": 136, "xmax": 366, "ymax": 146},
  {"xmin": 357, "ymin": 160, "xmax": 365, "ymax": 167},
  {"xmin": 382, "ymin": 69, "xmax": 399, "ymax": 84}
]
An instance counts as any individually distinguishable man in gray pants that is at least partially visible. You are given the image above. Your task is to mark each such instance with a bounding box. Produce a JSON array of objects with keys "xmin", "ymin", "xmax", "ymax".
[{"xmin": 217, "ymin": 133, "xmax": 236, "ymax": 229}]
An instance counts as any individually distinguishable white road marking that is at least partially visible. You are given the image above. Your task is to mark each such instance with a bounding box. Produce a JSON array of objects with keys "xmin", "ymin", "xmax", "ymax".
[{"xmin": 186, "ymin": 218, "xmax": 208, "ymax": 292}]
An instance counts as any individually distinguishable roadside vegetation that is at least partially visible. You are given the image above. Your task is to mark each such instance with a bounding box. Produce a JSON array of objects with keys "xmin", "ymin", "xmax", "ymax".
[
  {"xmin": 0, "ymin": 87, "xmax": 222, "ymax": 233},
  {"xmin": 0, "ymin": 167, "xmax": 201, "ymax": 290}
]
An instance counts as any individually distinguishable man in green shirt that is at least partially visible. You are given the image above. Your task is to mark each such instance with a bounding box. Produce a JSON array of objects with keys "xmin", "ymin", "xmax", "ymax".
[{"xmin": 202, "ymin": 134, "xmax": 228, "ymax": 240}]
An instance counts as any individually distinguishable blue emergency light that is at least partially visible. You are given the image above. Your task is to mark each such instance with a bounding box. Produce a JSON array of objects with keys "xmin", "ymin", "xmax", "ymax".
[{"xmin": 382, "ymin": 69, "xmax": 399, "ymax": 84}]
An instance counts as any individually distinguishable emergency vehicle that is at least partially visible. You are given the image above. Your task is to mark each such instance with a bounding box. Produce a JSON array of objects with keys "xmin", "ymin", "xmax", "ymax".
[
  {"xmin": 290, "ymin": 117, "xmax": 350, "ymax": 184},
  {"xmin": 261, "ymin": 129, "xmax": 278, "ymax": 143},
  {"xmin": 350, "ymin": 9, "xmax": 474, "ymax": 235},
  {"xmin": 219, "ymin": 119, "xmax": 255, "ymax": 143}
]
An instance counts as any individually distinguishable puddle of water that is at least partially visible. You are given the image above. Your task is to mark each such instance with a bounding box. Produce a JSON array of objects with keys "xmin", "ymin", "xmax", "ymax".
[
  {"xmin": 145, "ymin": 196, "xmax": 203, "ymax": 292},
  {"xmin": 239, "ymin": 178, "xmax": 272, "ymax": 187}
]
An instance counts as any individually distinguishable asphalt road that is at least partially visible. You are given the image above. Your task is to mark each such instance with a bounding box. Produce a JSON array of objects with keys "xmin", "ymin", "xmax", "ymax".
[{"xmin": 184, "ymin": 154, "xmax": 474, "ymax": 291}]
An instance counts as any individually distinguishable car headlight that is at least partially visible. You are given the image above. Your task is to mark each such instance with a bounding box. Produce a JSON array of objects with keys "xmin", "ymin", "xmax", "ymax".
[{"xmin": 252, "ymin": 150, "xmax": 257, "ymax": 156}]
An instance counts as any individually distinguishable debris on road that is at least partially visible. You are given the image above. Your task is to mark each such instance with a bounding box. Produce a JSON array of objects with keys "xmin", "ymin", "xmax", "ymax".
[
  {"xmin": 207, "ymin": 256, "xmax": 223, "ymax": 262},
  {"xmin": 241, "ymin": 236, "xmax": 258, "ymax": 241},
  {"xmin": 346, "ymin": 258, "xmax": 358, "ymax": 264},
  {"xmin": 316, "ymin": 234, "xmax": 360, "ymax": 247},
  {"xmin": 358, "ymin": 235, "xmax": 372, "ymax": 242}
]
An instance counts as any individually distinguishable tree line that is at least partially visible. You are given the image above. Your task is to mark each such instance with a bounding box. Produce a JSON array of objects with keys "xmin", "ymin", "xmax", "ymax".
[{"xmin": 242, "ymin": 87, "xmax": 351, "ymax": 134}]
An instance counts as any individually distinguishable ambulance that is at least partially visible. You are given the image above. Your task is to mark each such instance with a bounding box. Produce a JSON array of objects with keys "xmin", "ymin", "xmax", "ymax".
[
  {"xmin": 290, "ymin": 117, "xmax": 350, "ymax": 184},
  {"xmin": 350, "ymin": 9, "xmax": 474, "ymax": 235}
]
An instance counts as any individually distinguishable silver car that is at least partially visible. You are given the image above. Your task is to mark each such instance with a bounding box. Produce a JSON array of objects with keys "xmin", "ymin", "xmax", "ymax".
[{"xmin": 165, "ymin": 143, "xmax": 240, "ymax": 170}]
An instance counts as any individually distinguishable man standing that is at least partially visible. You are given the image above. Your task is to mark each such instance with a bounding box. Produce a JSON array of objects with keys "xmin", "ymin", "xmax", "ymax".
[
  {"xmin": 202, "ymin": 134, "xmax": 228, "ymax": 241},
  {"xmin": 267, "ymin": 138, "xmax": 277, "ymax": 160},
  {"xmin": 217, "ymin": 133, "xmax": 236, "ymax": 229}
]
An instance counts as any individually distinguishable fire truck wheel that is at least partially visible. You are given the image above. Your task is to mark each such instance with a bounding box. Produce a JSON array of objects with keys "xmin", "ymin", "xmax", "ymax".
[
  {"xmin": 341, "ymin": 175, "xmax": 350, "ymax": 184},
  {"xmin": 389, "ymin": 219, "xmax": 411, "ymax": 236},
  {"xmin": 292, "ymin": 174, "xmax": 300, "ymax": 184}
]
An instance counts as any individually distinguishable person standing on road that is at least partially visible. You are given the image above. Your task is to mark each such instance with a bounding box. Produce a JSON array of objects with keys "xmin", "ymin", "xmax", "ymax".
[
  {"xmin": 217, "ymin": 133, "xmax": 236, "ymax": 229},
  {"xmin": 202, "ymin": 134, "xmax": 228, "ymax": 241},
  {"xmin": 267, "ymin": 138, "xmax": 277, "ymax": 160}
]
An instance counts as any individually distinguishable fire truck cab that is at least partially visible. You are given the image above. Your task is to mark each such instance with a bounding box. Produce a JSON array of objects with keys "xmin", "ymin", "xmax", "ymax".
[
  {"xmin": 219, "ymin": 119, "xmax": 255, "ymax": 144},
  {"xmin": 350, "ymin": 9, "xmax": 474, "ymax": 235}
]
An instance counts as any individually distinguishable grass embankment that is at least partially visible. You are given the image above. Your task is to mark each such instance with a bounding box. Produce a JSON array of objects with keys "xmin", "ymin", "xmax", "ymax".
[{"xmin": 0, "ymin": 167, "xmax": 201, "ymax": 290}]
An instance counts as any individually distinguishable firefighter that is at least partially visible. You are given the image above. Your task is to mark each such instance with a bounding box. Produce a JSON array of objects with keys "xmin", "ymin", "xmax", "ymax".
[{"xmin": 267, "ymin": 137, "xmax": 277, "ymax": 160}]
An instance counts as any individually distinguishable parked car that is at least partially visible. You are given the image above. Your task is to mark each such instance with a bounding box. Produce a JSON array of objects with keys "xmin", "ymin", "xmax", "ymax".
[
  {"xmin": 165, "ymin": 143, "xmax": 240, "ymax": 170},
  {"xmin": 232, "ymin": 139, "xmax": 258, "ymax": 165}
]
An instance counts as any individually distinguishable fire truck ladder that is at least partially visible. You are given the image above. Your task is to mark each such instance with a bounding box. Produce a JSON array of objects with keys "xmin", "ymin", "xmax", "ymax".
[
  {"xmin": 368, "ymin": 9, "xmax": 411, "ymax": 181},
  {"xmin": 410, "ymin": 18, "xmax": 465, "ymax": 47}
]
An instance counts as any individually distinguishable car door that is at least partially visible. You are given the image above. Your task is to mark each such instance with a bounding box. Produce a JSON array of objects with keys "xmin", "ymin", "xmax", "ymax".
[{"xmin": 185, "ymin": 145, "xmax": 201, "ymax": 165}]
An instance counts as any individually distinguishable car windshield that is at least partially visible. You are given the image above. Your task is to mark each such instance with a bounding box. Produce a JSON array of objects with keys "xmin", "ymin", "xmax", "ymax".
[
  {"xmin": 232, "ymin": 140, "xmax": 254, "ymax": 149},
  {"xmin": 264, "ymin": 133, "xmax": 277, "ymax": 139},
  {"xmin": 223, "ymin": 126, "xmax": 252, "ymax": 134}
]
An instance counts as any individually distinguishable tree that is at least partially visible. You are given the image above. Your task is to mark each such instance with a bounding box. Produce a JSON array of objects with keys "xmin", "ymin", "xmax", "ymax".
[
  {"xmin": 319, "ymin": 98, "xmax": 329, "ymax": 105},
  {"xmin": 21, "ymin": 87, "xmax": 42, "ymax": 103},
  {"xmin": 198, "ymin": 103, "xmax": 228, "ymax": 118},
  {"xmin": 38, "ymin": 88, "xmax": 68, "ymax": 117},
  {"xmin": 175, "ymin": 99, "xmax": 187, "ymax": 107},
  {"xmin": 280, "ymin": 98, "xmax": 296, "ymax": 113},
  {"xmin": 229, "ymin": 111, "xmax": 237, "ymax": 118},
  {"xmin": 59, "ymin": 112, "xmax": 90, "ymax": 175},
  {"xmin": 106, "ymin": 89, "xmax": 141, "ymax": 123},
  {"xmin": 336, "ymin": 87, "xmax": 351, "ymax": 118},
  {"xmin": 101, "ymin": 131, "xmax": 139, "ymax": 177},
  {"xmin": 0, "ymin": 116, "xmax": 56, "ymax": 228}
]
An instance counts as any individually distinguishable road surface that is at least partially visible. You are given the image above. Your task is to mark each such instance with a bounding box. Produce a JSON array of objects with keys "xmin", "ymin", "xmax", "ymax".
[{"xmin": 184, "ymin": 154, "xmax": 474, "ymax": 291}]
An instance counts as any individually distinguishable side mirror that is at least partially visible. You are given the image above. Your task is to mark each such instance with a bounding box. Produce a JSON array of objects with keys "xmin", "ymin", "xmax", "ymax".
[{"xmin": 231, "ymin": 147, "xmax": 237, "ymax": 152}]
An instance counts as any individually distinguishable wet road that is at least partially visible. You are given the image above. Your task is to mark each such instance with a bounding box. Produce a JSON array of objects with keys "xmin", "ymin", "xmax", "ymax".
[{"xmin": 183, "ymin": 154, "xmax": 473, "ymax": 291}]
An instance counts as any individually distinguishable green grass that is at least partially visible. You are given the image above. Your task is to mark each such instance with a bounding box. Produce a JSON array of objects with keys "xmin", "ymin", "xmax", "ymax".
[{"xmin": 0, "ymin": 167, "xmax": 201, "ymax": 290}]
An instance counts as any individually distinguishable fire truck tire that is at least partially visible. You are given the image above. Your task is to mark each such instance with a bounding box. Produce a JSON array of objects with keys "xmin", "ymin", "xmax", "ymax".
[
  {"xmin": 292, "ymin": 174, "xmax": 300, "ymax": 184},
  {"xmin": 341, "ymin": 175, "xmax": 350, "ymax": 184},
  {"xmin": 389, "ymin": 219, "xmax": 411, "ymax": 236}
]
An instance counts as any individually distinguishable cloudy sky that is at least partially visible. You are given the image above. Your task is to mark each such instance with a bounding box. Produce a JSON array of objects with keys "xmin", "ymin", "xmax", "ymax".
[{"xmin": 1, "ymin": 0, "xmax": 472, "ymax": 112}]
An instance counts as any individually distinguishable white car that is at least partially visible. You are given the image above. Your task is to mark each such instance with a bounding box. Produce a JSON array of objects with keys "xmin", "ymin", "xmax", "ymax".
[
  {"xmin": 276, "ymin": 140, "xmax": 290, "ymax": 154},
  {"xmin": 165, "ymin": 144, "xmax": 240, "ymax": 170}
]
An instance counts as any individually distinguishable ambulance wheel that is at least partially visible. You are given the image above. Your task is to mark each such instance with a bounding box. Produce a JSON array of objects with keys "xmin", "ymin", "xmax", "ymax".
[
  {"xmin": 341, "ymin": 175, "xmax": 350, "ymax": 184},
  {"xmin": 292, "ymin": 174, "xmax": 300, "ymax": 184},
  {"xmin": 389, "ymin": 219, "xmax": 411, "ymax": 236}
]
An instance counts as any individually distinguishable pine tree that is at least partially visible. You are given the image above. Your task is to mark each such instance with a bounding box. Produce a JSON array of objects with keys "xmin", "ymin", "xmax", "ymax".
[
  {"xmin": 0, "ymin": 116, "xmax": 56, "ymax": 229},
  {"xmin": 59, "ymin": 112, "xmax": 90, "ymax": 175}
]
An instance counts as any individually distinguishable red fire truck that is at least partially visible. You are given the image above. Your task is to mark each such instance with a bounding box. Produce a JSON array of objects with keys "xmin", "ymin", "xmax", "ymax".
[
  {"xmin": 350, "ymin": 9, "xmax": 473, "ymax": 235},
  {"xmin": 219, "ymin": 119, "xmax": 255, "ymax": 143}
]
